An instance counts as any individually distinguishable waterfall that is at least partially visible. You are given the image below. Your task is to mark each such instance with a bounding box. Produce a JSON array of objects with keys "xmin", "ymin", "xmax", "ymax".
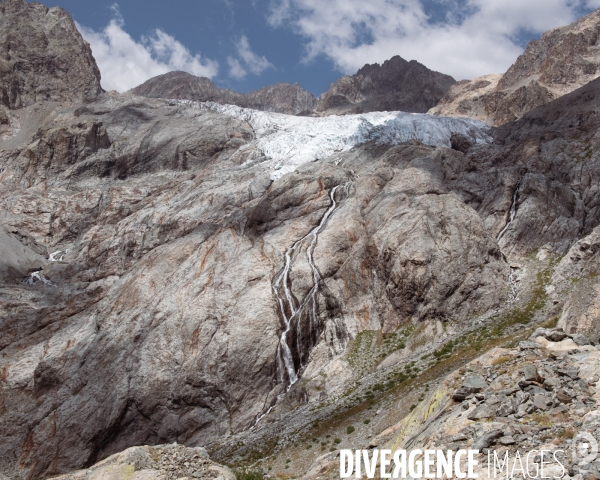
[
  {"xmin": 49, "ymin": 249, "xmax": 67, "ymax": 262},
  {"xmin": 508, "ymin": 267, "xmax": 519, "ymax": 303},
  {"xmin": 497, "ymin": 181, "xmax": 522, "ymax": 305},
  {"xmin": 25, "ymin": 271, "xmax": 55, "ymax": 286},
  {"xmin": 497, "ymin": 181, "xmax": 520, "ymax": 241},
  {"xmin": 272, "ymin": 183, "xmax": 350, "ymax": 386}
]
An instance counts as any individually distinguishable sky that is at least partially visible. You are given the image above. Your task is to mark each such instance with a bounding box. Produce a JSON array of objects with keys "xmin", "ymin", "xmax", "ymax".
[{"xmin": 51, "ymin": 0, "xmax": 600, "ymax": 96}]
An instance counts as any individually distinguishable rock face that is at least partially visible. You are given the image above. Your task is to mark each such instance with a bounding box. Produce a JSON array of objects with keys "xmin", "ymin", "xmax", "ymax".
[
  {"xmin": 427, "ymin": 74, "xmax": 502, "ymax": 122},
  {"xmin": 4, "ymin": 75, "xmax": 600, "ymax": 475},
  {"xmin": 4, "ymin": 2, "xmax": 600, "ymax": 479},
  {"xmin": 0, "ymin": 95, "xmax": 510, "ymax": 476},
  {"xmin": 554, "ymin": 225, "xmax": 600, "ymax": 338},
  {"xmin": 0, "ymin": 0, "xmax": 102, "ymax": 110},
  {"xmin": 316, "ymin": 55, "xmax": 456, "ymax": 115},
  {"xmin": 429, "ymin": 8, "xmax": 600, "ymax": 125},
  {"xmin": 457, "ymin": 76, "xmax": 600, "ymax": 258},
  {"xmin": 129, "ymin": 71, "xmax": 317, "ymax": 115}
]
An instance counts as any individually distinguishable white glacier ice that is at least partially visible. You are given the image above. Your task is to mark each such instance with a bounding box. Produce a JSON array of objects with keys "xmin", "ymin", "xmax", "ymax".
[{"xmin": 185, "ymin": 101, "xmax": 493, "ymax": 179}]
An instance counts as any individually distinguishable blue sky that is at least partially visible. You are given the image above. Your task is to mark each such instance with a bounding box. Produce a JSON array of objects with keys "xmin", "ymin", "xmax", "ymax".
[{"xmin": 55, "ymin": 0, "xmax": 600, "ymax": 95}]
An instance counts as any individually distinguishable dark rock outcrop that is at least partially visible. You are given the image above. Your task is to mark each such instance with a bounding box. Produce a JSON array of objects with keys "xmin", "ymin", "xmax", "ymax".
[
  {"xmin": 129, "ymin": 71, "xmax": 317, "ymax": 115},
  {"xmin": 316, "ymin": 55, "xmax": 456, "ymax": 115},
  {"xmin": 0, "ymin": 0, "xmax": 102, "ymax": 109}
]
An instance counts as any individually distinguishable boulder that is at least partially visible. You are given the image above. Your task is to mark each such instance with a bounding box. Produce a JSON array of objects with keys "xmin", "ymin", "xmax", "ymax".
[
  {"xmin": 521, "ymin": 364, "xmax": 543, "ymax": 382},
  {"xmin": 467, "ymin": 404, "xmax": 495, "ymax": 420},
  {"xmin": 472, "ymin": 430, "xmax": 504, "ymax": 450}
]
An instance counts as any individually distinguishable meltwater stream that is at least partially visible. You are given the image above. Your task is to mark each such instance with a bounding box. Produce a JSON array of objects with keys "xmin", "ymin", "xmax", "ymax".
[
  {"xmin": 497, "ymin": 181, "xmax": 523, "ymax": 304},
  {"xmin": 497, "ymin": 181, "xmax": 521, "ymax": 242},
  {"xmin": 272, "ymin": 183, "xmax": 350, "ymax": 386}
]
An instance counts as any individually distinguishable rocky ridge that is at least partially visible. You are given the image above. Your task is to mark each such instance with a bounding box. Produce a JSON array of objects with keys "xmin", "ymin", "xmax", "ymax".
[
  {"xmin": 130, "ymin": 56, "xmax": 456, "ymax": 118},
  {"xmin": 129, "ymin": 71, "xmax": 317, "ymax": 116},
  {"xmin": 429, "ymin": 8, "xmax": 600, "ymax": 125}
]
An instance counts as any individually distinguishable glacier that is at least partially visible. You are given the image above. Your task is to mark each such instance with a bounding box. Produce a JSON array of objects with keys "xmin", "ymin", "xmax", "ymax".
[{"xmin": 183, "ymin": 101, "xmax": 493, "ymax": 179}]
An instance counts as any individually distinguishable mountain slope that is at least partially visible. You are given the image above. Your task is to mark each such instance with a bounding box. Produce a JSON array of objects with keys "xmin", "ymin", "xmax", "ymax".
[
  {"xmin": 2, "ymin": 2, "xmax": 600, "ymax": 479},
  {"xmin": 429, "ymin": 8, "xmax": 600, "ymax": 125},
  {"xmin": 129, "ymin": 71, "xmax": 318, "ymax": 115}
]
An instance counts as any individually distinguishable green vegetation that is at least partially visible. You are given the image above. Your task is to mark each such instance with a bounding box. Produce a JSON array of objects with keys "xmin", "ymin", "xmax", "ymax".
[
  {"xmin": 346, "ymin": 325, "xmax": 414, "ymax": 375},
  {"xmin": 530, "ymin": 413, "xmax": 552, "ymax": 426},
  {"xmin": 346, "ymin": 425, "xmax": 355, "ymax": 434},
  {"xmin": 491, "ymin": 354, "xmax": 512, "ymax": 366},
  {"xmin": 234, "ymin": 468, "xmax": 264, "ymax": 480}
]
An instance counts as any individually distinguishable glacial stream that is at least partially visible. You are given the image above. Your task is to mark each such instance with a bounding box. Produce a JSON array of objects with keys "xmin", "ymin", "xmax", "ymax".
[
  {"xmin": 497, "ymin": 181, "xmax": 520, "ymax": 241},
  {"xmin": 272, "ymin": 183, "xmax": 350, "ymax": 386},
  {"xmin": 497, "ymin": 181, "xmax": 522, "ymax": 304}
]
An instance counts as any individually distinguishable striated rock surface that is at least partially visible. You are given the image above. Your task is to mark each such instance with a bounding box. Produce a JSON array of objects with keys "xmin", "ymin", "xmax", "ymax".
[
  {"xmin": 456, "ymin": 76, "xmax": 600, "ymax": 258},
  {"xmin": 4, "ymin": 76, "xmax": 600, "ymax": 475},
  {"xmin": 0, "ymin": 94, "xmax": 511, "ymax": 476},
  {"xmin": 0, "ymin": 0, "xmax": 102, "ymax": 110},
  {"xmin": 129, "ymin": 71, "xmax": 317, "ymax": 115},
  {"xmin": 427, "ymin": 74, "xmax": 502, "ymax": 122},
  {"xmin": 316, "ymin": 55, "xmax": 456, "ymax": 115},
  {"xmin": 3, "ymin": 2, "xmax": 600, "ymax": 479},
  {"xmin": 429, "ymin": 8, "xmax": 600, "ymax": 125},
  {"xmin": 554, "ymin": 224, "xmax": 600, "ymax": 338}
]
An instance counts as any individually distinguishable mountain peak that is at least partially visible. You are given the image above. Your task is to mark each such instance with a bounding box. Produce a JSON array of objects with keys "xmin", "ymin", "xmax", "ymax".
[
  {"xmin": 316, "ymin": 55, "xmax": 455, "ymax": 115},
  {"xmin": 429, "ymin": 7, "xmax": 600, "ymax": 125},
  {"xmin": 0, "ymin": 0, "xmax": 102, "ymax": 109}
]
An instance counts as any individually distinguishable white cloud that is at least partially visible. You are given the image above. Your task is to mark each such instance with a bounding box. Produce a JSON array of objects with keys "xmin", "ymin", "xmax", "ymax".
[
  {"xmin": 227, "ymin": 57, "xmax": 247, "ymax": 79},
  {"xmin": 236, "ymin": 35, "xmax": 274, "ymax": 75},
  {"xmin": 227, "ymin": 35, "xmax": 274, "ymax": 79},
  {"xmin": 267, "ymin": 0, "xmax": 586, "ymax": 80},
  {"xmin": 77, "ymin": 6, "xmax": 218, "ymax": 92}
]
